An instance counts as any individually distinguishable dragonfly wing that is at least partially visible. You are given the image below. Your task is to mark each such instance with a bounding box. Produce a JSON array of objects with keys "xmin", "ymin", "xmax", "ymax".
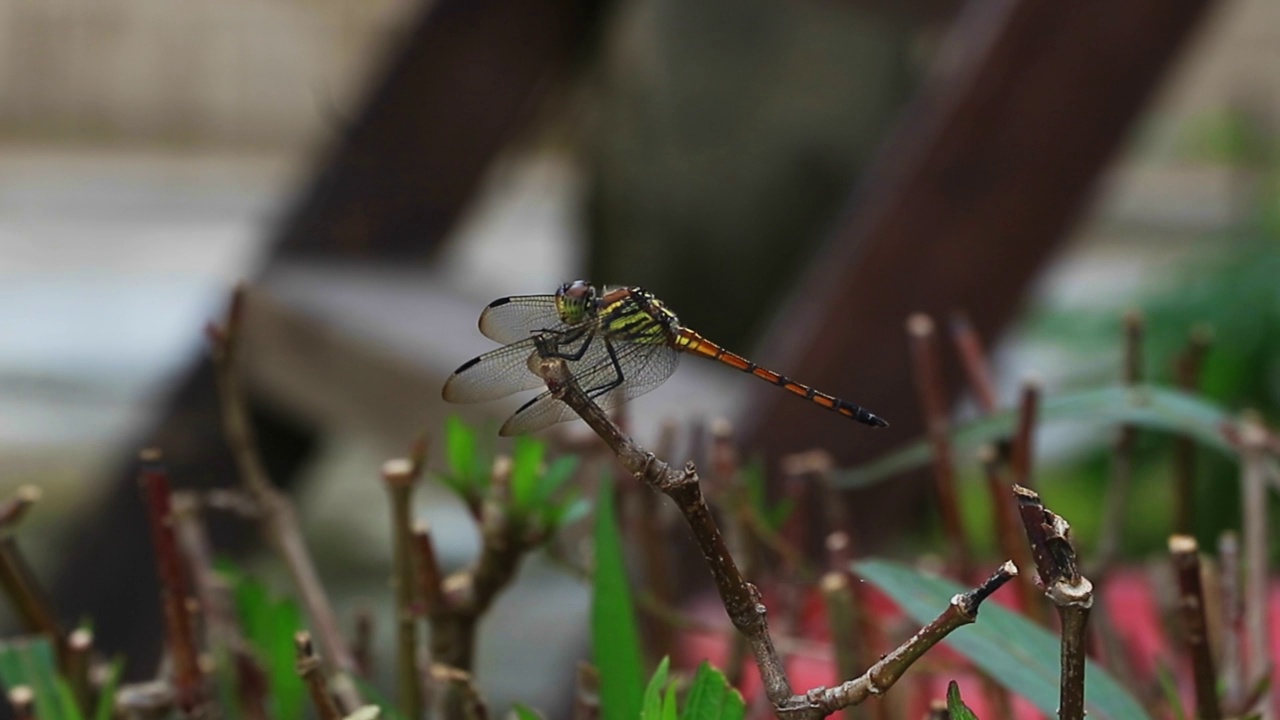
[
  {"xmin": 478, "ymin": 295, "xmax": 567, "ymax": 344},
  {"xmin": 442, "ymin": 338, "xmax": 546, "ymax": 403},
  {"xmin": 498, "ymin": 341, "xmax": 679, "ymax": 435}
]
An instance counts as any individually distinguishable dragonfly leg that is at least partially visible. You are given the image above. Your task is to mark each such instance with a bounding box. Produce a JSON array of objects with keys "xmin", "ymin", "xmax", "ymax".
[
  {"xmin": 585, "ymin": 338, "xmax": 626, "ymax": 400},
  {"xmin": 536, "ymin": 328, "xmax": 594, "ymax": 362}
]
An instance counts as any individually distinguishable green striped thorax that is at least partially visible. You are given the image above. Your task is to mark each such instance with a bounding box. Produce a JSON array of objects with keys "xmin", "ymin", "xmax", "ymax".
[{"xmin": 555, "ymin": 280, "xmax": 598, "ymax": 325}]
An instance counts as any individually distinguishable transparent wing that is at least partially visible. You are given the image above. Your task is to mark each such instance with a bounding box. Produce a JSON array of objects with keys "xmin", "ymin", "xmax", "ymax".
[
  {"xmin": 499, "ymin": 341, "xmax": 680, "ymax": 435},
  {"xmin": 442, "ymin": 329, "xmax": 615, "ymax": 404},
  {"xmin": 478, "ymin": 295, "xmax": 570, "ymax": 344},
  {"xmin": 442, "ymin": 338, "xmax": 545, "ymax": 403}
]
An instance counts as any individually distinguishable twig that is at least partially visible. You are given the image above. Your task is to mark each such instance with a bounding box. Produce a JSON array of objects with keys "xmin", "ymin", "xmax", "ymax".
[
  {"xmin": 0, "ymin": 486, "xmax": 40, "ymax": 530},
  {"xmin": 1095, "ymin": 310, "xmax": 1143, "ymax": 577},
  {"xmin": 573, "ymin": 662, "xmax": 601, "ymax": 720},
  {"xmin": 296, "ymin": 632, "xmax": 342, "ymax": 720},
  {"xmin": 66, "ymin": 628, "xmax": 93, "ymax": 715},
  {"xmin": 138, "ymin": 451, "xmax": 206, "ymax": 717},
  {"xmin": 0, "ymin": 537, "xmax": 64, "ymax": 659},
  {"xmin": 535, "ymin": 354, "xmax": 1014, "ymax": 719},
  {"xmin": 429, "ymin": 664, "xmax": 490, "ymax": 720},
  {"xmin": 977, "ymin": 445, "xmax": 1044, "ymax": 625},
  {"xmin": 412, "ymin": 523, "xmax": 447, "ymax": 619},
  {"xmin": 7, "ymin": 686, "xmax": 33, "ymax": 720},
  {"xmin": 1014, "ymin": 485, "xmax": 1092, "ymax": 720},
  {"xmin": 383, "ymin": 457, "xmax": 425, "ymax": 720},
  {"xmin": 1169, "ymin": 535, "xmax": 1221, "ymax": 720},
  {"xmin": 1219, "ymin": 530, "xmax": 1245, "ymax": 712},
  {"xmin": 234, "ymin": 646, "xmax": 270, "ymax": 720},
  {"xmin": 352, "ymin": 605, "xmax": 375, "ymax": 679},
  {"xmin": 1172, "ymin": 327, "xmax": 1211, "ymax": 534},
  {"xmin": 1239, "ymin": 415, "xmax": 1273, "ymax": 719},
  {"xmin": 171, "ymin": 491, "xmax": 240, "ymax": 655},
  {"xmin": 1009, "ymin": 380, "xmax": 1040, "ymax": 490},
  {"xmin": 907, "ymin": 314, "xmax": 973, "ymax": 580},
  {"xmin": 948, "ymin": 311, "xmax": 1000, "ymax": 415},
  {"xmin": 821, "ymin": 572, "xmax": 871, "ymax": 720},
  {"xmin": 207, "ymin": 286, "xmax": 362, "ymax": 713},
  {"xmin": 115, "ymin": 681, "xmax": 175, "ymax": 720}
]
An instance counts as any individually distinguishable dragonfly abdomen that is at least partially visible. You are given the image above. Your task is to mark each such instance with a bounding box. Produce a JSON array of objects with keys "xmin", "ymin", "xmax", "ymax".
[{"xmin": 674, "ymin": 329, "xmax": 888, "ymax": 428}]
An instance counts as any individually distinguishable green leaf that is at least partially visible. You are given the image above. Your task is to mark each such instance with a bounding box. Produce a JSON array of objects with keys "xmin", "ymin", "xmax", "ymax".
[
  {"xmin": 0, "ymin": 636, "xmax": 73, "ymax": 720},
  {"xmin": 1154, "ymin": 663, "xmax": 1187, "ymax": 720},
  {"xmin": 549, "ymin": 494, "xmax": 591, "ymax": 530},
  {"xmin": 536, "ymin": 456, "xmax": 581, "ymax": 506},
  {"xmin": 55, "ymin": 680, "xmax": 85, "ymax": 720},
  {"xmin": 641, "ymin": 657, "xmax": 671, "ymax": 720},
  {"xmin": 854, "ymin": 560, "xmax": 1149, "ymax": 720},
  {"xmin": 683, "ymin": 662, "xmax": 745, "ymax": 720},
  {"xmin": 592, "ymin": 472, "xmax": 645, "ymax": 720},
  {"xmin": 742, "ymin": 458, "xmax": 793, "ymax": 531},
  {"xmin": 946, "ymin": 681, "xmax": 981, "ymax": 720},
  {"xmin": 839, "ymin": 385, "xmax": 1237, "ymax": 489},
  {"xmin": 229, "ymin": 572, "xmax": 305, "ymax": 720},
  {"xmin": 511, "ymin": 436, "xmax": 545, "ymax": 512},
  {"xmin": 92, "ymin": 658, "xmax": 124, "ymax": 720},
  {"xmin": 509, "ymin": 704, "xmax": 544, "ymax": 720},
  {"xmin": 661, "ymin": 682, "xmax": 678, "ymax": 720}
]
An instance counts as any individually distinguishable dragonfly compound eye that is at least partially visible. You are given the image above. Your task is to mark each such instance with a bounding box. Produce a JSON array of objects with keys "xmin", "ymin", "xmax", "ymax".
[{"xmin": 555, "ymin": 280, "xmax": 594, "ymax": 324}]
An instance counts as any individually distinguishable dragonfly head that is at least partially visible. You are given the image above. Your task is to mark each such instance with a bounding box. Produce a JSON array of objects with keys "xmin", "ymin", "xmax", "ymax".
[{"xmin": 555, "ymin": 280, "xmax": 598, "ymax": 324}]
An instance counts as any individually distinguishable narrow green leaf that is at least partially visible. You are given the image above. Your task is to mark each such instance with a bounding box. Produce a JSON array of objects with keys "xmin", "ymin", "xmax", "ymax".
[
  {"xmin": 92, "ymin": 658, "xmax": 124, "ymax": 720},
  {"xmin": 0, "ymin": 637, "xmax": 64, "ymax": 720},
  {"xmin": 510, "ymin": 704, "xmax": 544, "ymax": 720},
  {"xmin": 839, "ymin": 385, "xmax": 1238, "ymax": 489},
  {"xmin": 682, "ymin": 662, "xmax": 744, "ymax": 720},
  {"xmin": 661, "ymin": 682, "xmax": 678, "ymax": 720},
  {"xmin": 641, "ymin": 657, "xmax": 671, "ymax": 720},
  {"xmin": 946, "ymin": 681, "xmax": 981, "ymax": 720},
  {"xmin": 592, "ymin": 473, "xmax": 645, "ymax": 720},
  {"xmin": 511, "ymin": 436, "xmax": 545, "ymax": 512},
  {"xmin": 550, "ymin": 494, "xmax": 591, "ymax": 530},
  {"xmin": 855, "ymin": 560, "xmax": 1149, "ymax": 720},
  {"xmin": 56, "ymin": 679, "xmax": 86, "ymax": 720},
  {"xmin": 1154, "ymin": 663, "xmax": 1187, "ymax": 720},
  {"xmin": 230, "ymin": 573, "xmax": 305, "ymax": 720}
]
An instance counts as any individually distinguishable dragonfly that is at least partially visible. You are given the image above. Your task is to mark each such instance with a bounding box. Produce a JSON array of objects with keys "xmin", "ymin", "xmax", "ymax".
[{"xmin": 442, "ymin": 280, "xmax": 889, "ymax": 435}]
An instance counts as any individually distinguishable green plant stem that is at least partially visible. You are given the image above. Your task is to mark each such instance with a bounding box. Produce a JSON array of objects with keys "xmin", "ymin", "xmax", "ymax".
[
  {"xmin": 384, "ymin": 458, "xmax": 424, "ymax": 720},
  {"xmin": 536, "ymin": 355, "xmax": 1014, "ymax": 720}
]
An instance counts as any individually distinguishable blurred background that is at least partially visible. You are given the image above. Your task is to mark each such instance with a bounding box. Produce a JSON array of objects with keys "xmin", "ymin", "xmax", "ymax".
[{"xmin": 0, "ymin": 0, "xmax": 1278, "ymax": 714}]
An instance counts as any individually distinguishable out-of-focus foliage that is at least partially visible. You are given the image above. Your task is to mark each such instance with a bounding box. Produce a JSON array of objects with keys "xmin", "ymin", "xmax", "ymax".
[
  {"xmin": 592, "ymin": 472, "xmax": 644, "ymax": 720},
  {"xmin": 225, "ymin": 566, "xmax": 305, "ymax": 720},
  {"xmin": 639, "ymin": 657, "xmax": 745, "ymax": 720}
]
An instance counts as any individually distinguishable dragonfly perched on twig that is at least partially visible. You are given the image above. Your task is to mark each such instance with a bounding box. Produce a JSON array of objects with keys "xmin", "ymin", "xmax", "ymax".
[{"xmin": 442, "ymin": 281, "xmax": 889, "ymax": 435}]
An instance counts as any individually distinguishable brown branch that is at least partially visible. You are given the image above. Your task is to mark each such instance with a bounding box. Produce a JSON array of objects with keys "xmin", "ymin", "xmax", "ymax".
[
  {"xmin": 821, "ymin": 572, "xmax": 872, "ymax": 720},
  {"xmin": 295, "ymin": 632, "xmax": 342, "ymax": 720},
  {"xmin": 207, "ymin": 285, "xmax": 362, "ymax": 713},
  {"xmin": 115, "ymin": 680, "xmax": 176, "ymax": 720},
  {"xmin": 1219, "ymin": 530, "xmax": 1245, "ymax": 711},
  {"xmin": 234, "ymin": 647, "xmax": 270, "ymax": 720},
  {"xmin": 1009, "ymin": 380, "xmax": 1040, "ymax": 490},
  {"xmin": 138, "ymin": 452, "xmax": 206, "ymax": 717},
  {"xmin": 977, "ymin": 445, "xmax": 1043, "ymax": 625},
  {"xmin": 7, "ymin": 687, "xmax": 33, "ymax": 720},
  {"xmin": 0, "ymin": 537, "xmax": 64, "ymax": 658},
  {"xmin": 907, "ymin": 314, "xmax": 973, "ymax": 580},
  {"xmin": 573, "ymin": 662, "xmax": 601, "ymax": 720},
  {"xmin": 429, "ymin": 664, "xmax": 490, "ymax": 720},
  {"xmin": 412, "ymin": 523, "xmax": 447, "ymax": 619},
  {"xmin": 1169, "ymin": 535, "xmax": 1221, "ymax": 720},
  {"xmin": 0, "ymin": 486, "xmax": 40, "ymax": 530},
  {"xmin": 352, "ymin": 605, "xmax": 375, "ymax": 680},
  {"xmin": 1095, "ymin": 310, "xmax": 1144, "ymax": 576},
  {"xmin": 948, "ymin": 311, "xmax": 1000, "ymax": 415},
  {"xmin": 1013, "ymin": 485, "xmax": 1092, "ymax": 720},
  {"xmin": 535, "ymin": 355, "xmax": 1014, "ymax": 719},
  {"xmin": 383, "ymin": 458, "xmax": 424, "ymax": 720},
  {"xmin": 1172, "ymin": 327, "xmax": 1211, "ymax": 534},
  {"xmin": 1239, "ymin": 415, "xmax": 1272, "ymax": 712}
]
